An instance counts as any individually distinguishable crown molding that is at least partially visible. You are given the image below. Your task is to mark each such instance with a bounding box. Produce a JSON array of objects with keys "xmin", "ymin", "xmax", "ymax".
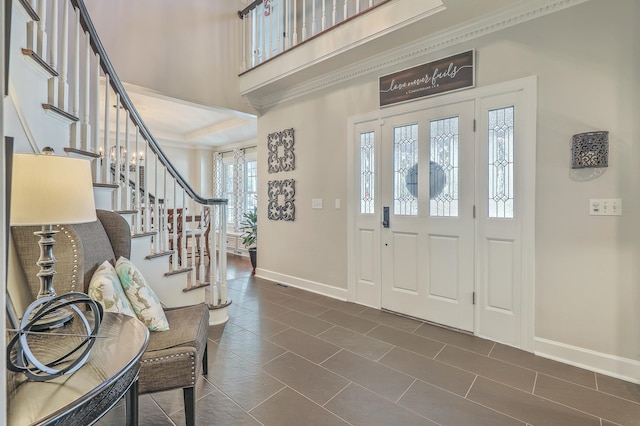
[{"xmin": 248, "ymin": 0, "xmax": 590, "ymax": 111}]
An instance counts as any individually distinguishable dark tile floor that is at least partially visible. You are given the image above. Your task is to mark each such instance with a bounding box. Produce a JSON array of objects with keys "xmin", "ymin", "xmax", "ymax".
[{"xmin": 99, "ymin": 255, "xmax": 640, "ymax": 426}]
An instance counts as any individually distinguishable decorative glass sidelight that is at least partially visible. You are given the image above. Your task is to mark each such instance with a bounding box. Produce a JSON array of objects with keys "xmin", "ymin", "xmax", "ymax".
[
  {"xmin": 360, "ymin": 131, "xmax": 375, "ymax": 214},
  {"xmin": 488, "ymin": 106, "xmax": 515, "ymax": 218},
  {"xmin": 429, "ymin": 116, "xmax": 459, "ymax": 217},
  {"xmin": 393, "ymin": 124, "xmax": 418, "ymax": 216}
]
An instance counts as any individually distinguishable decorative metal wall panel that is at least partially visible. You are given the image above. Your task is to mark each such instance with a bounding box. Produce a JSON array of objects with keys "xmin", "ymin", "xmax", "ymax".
[
  {"xmin": 268, "ymin": 128, "xmax": 295, "ymax": 173},
  {"xmin": 268, "ymin": 179, "xmax": 295, "ymax": 221},
  {"xmin": 571, "ymin": 131, "xmax": 608, "ymax": 169}
]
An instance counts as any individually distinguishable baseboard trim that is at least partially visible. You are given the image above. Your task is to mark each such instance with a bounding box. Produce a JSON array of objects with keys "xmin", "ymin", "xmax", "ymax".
[
  {"xmin": 255, "ymin": 268, "xmax": 349, "ymax": 301},
  {"xmin": 534, "ymin": 337, "xmax": 640, "ymax": 384}
]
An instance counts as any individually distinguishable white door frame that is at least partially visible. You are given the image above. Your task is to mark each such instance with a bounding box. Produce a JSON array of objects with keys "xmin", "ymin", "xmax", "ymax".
[{"xmin": 347, "ymin": 75, "xmax": 536, "ymax": 351}]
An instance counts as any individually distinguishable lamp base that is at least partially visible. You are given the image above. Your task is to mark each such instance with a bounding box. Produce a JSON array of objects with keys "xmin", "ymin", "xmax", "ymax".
[{"xmin": 28, "ymin": 306, "xmax": 74, "ymax": 331}]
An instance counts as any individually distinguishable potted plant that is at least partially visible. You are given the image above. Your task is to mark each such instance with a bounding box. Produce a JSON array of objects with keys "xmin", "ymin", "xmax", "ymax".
[{"xmin": 240, "ymin": 208, "xmax": 257, "ymax": 275}]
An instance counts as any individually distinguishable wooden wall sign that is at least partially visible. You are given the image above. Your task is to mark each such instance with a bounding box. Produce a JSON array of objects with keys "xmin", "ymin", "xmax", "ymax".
[{"xmin": 379, "ymin": 50, "xmax": 474, "ymax": 107}]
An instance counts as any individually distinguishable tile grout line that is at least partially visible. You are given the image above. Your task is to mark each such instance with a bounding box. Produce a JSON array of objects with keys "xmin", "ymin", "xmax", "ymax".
[
  {"xmin": 394, "ymin": 378, "xmax": 417, "ymax": 404},
  {"xmin": 464, "ymin": 375, "xmax": 479, "ymax": 399}
]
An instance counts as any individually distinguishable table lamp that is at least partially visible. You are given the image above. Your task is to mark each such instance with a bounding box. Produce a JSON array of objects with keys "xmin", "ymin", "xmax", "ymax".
[{"xmin": 10, "ymin": 148, "xmax": 97, "ymax": 330}]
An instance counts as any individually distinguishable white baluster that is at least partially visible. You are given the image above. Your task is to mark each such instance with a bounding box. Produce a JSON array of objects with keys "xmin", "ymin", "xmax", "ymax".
[
  {"xmin": 218, "ymin": 204, "xmax": 228, "ymax": 306},
  {"xmin": 322, "ymin": 0, "xmax": 326, "ymax": 31},
  {"xmin": 251, "ymin": 8, "xmax": 257, "ymax": 67},
  {"xmin": 143, "ymin": 140, "xmax": 150, "ymax": 233},
  {"xmin": 356, "ymin": 0, "xmax": 360, "ymax": 14},
  {"xmin": 181, "ymin": 189, "xmax": 187, "ymax": 270},
  {"xmin": 93, "ymin": 53, "xmax": 101, "ymax": 172},
  {"xmin": 302, "ymin": 0, "xmax": 307, "ymax": 40},
  {"xmin": 114, "ymin": 93, "xmax": 122, "ymax": 210},
  {"xmin": 198, "ymin": 204, "xmax": 206, "ymax": 286},
  {"xmin": 284, "ymin": 0, "xmax": 291, "ymax": 49},
  {"xmin": 312, "ymin": 0, "xmax": 316, "ymax": 36},
  {"xmin": 332, "ymin": 0, "xmax": 337, "ymax": 26},
  {"xmin": 292, "ymin": 0, "xmax": 298, "ymax": 46},
  {"xmin": 276, "ymin": 0, "xmax": 282, "ymax": 54},
  {"xmin": 134, "ymin": 127, "xmax": 141, "ymax": 233},
  {"xmin": 262, "ymin": 2, "xmax": 268, "ymax": 61},
  {"xmin": 103, "ymin": 74, "xmax": 110, "ymax": 184},
  {"xmin": 165, "ymin": 168, "xmax": 171, "ymax": 258},
  {"xmin": 369, "ymin": 0, "xmax": 373, "ymax": 8},
  {"xmin": 209, "ymin": 204, "xmax": 218, "ymax": 307},
  {"xmin": 58, "ymin": 0, "xmax": 69, "ymax": 110},
  {"xmin": 152, "ymin": 154, "xmax": 159, "ymax": 253},
  {"xmin": 37, "ymin": 0, "xmax": 47, "ymax": 61},
  {"xmin": 124, "ymin": 111, "xmax": 131, "ymax": 211},
  {"xmin": 343, "ymin": 0, "xmax": 348, "ymax": 20},
  {"xmin": 241, "ymin": 13, "xmax": 247, "ymax": 70},
  {"xmin": 70, "ymin": 7, "xmax": 81, "ymax": 148},
  {"xmin": 48, "ymin": 0, "xmax": 59, "ymax": 105}
]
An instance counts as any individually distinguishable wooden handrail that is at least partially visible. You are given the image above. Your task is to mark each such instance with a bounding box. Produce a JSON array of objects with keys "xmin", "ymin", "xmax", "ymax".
[
  {"xmin": 237, "ymin": 0, "xmax": 262, "ymax": 19},
  {"xmin": 70, "ymin": 0, "xmax": 226, "ymax": 207}
]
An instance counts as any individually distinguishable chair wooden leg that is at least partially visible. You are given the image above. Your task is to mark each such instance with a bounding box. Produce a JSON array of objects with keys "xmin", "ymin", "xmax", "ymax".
[
  {"xmin": 183, "ymin": 387, "xmax": 195, "ymax": 426},
  {"xmin": 202, "ymin": 344, "xmax": 208, "ymax": 376}
]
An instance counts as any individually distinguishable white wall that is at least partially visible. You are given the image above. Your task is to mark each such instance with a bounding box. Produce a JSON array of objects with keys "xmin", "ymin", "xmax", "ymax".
[
  {"xmin": 84, "ymin": 0, "xmax": 253, "ymax": 116},
  {"xmin": 255, "ymin": 0, "xmax": 640, "ymax": 370}
]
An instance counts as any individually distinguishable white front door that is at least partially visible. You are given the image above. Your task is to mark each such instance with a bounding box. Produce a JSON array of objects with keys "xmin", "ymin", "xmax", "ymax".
[
  {"xmin": 350, "ymin": 77, "xmax": 536, "ymax": 347},
  {"xmin": 379, "ymin": 101, "xmax": 476, "ymax": 331}
]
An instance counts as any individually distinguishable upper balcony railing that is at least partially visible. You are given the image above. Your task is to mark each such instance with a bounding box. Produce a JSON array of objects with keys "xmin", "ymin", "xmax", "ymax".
[{"xmin": 238, "ymin": 0, "xmax": 391, "ymax": 70}]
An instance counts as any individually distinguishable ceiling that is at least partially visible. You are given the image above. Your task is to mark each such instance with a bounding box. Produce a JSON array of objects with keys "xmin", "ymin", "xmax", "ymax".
[{"xmin": 120, "ymin": 82, "xmax": 257, "ymax": 150}]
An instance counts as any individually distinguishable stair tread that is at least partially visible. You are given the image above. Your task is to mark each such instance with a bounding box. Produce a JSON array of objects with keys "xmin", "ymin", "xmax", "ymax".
[
  {"xmin": 42, "ymin": 104, "xmax": 79, "ymax": 122},
  {"xmin": 145, "ymin": 251, "xmax": 174, "ymax": 260},
  {"xmin": 64, "ymin": 147, "xmax": 100, "ymax": 159},
  {"xmin": 183, "ymin": 282, "xmax": 210, "ymax": 293},
  {"xmin": 21, "ymin": 49, "xmax": 57, "ymax": 76},
  {"xmin": 93, "ymin": 183, "xmax": 119, "ymax": 189},
  {"xmin": 132, "ymin": 231, "xmax": 157, "ymax": 239},
  {"xmin": 164, "ymin": 268, "xmax": 192, "ymax": 277}
]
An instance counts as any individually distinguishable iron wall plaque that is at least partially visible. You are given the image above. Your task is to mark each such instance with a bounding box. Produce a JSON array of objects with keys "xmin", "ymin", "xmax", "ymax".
[
  {"xmin": 267, "ymin": 128, "xmax": 295, "ymax": 173},
  {"xmin": 268, "ymin": 179, "xmax": 295, "ymax": 221},
  {"xmin": 379, "ymin": 50, "xmax": 474, "ymax": 107}
]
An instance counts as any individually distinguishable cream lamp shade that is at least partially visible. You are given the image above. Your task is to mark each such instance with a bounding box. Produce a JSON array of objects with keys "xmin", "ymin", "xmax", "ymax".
[{"xmin": 10, "ymin": 153, "xmax": 97, "ymax": 226}]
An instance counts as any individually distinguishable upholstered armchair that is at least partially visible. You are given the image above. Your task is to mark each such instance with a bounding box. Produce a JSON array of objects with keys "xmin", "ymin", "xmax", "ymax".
[{"xmin": 12, "ymin": 210, "xmax": 209, "ymax": 425}]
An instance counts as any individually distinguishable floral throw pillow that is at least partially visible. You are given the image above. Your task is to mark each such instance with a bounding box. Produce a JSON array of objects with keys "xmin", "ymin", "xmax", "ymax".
[
  {"xmin": 88, "ymin": 260, "xmax": 135, "ymax": 317},
  {"xmin": 115, "ymin": 257, "xmax": 170, "ymax": 331}
]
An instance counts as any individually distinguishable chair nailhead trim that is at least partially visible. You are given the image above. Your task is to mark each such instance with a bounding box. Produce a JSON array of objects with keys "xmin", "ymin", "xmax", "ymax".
[
  {"xmin": 142, "ymin": 352, "xmax": 197, "ymax": 385},
  {"xmin": 58, "ymin": 226, "xmax": 79, "ymax": 292}
]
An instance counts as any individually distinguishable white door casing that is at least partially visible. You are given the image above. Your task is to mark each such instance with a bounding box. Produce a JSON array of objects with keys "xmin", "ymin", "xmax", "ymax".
[{"xmin": 347, "ymin": 76, "xmax": 536, "ymax": 350}]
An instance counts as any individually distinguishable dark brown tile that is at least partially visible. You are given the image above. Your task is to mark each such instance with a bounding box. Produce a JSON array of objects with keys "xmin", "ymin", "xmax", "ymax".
[
  {"xmin": 468, "ymin": 376, "xmax": 601, "ymax": 426},
  {"xmin": 262, "ymin": 352, "xmax": 349, "ymax": 405},
  {"xmin": 490, "ymin": 343, "xmax": 596, "ymax": 388},
  {"xmin": 169, "ymin": 386, "xmax": 262, "ymax": 426},
  {"xmin": 367, "ymin": 324, "xmax": 444, "ymax": 358},
  {"xmin": 435, "ymin": 345, "xmax": 536, "ymax": 392},
  {"xmin": 399, "ymin": 380, "xmax": 525, "ymax": 426},
  {"xmin": 138, "ymin": 395, "xmax": 175, "ymax": 426},
  {"xmin": 318, "ymin": 326, "xmax": 394, "ymax": 361},
  {"xmin": 237, "ymin": 298, "xmax": 292, "ymax": 319},
  {"xmin": 321, "ymin": 350, "xmax": 414, "ymax": 401},
  {"xmin": 325, "ymin": 383, "xmax": 437, "ymax": 426},
  {"xmin": 357, "ymin": 307, "xmax": 424, "ymax": 333},
  {"xmin": 276, "ymin": 297, "xmax": 331, "ymax": 316},
  {"xmin": 217, "ymin": 327, "xmax": 286, "ymax": 366},
  {"xmin": 148, "ymin": 376, "xmax": 216, "ymax": 416},
  {"xmin": 311, "ymin": 297, "xmax": 368, "ymax": 315},
  {"xmin": 273, "ymin": 310, "xmax": 334, "ymax": 335},
  {"xmin": 414, "ymin": 323, "xmax": 495, "ymax": 355},
  {"xmin": 268, "ymin": 328, "xmax": 341, "ymax": 363},
  {"xmin": 229, "ymin": 312, "xmax": 290, "ymax": 337},
  {"xmin": 597, "ymin": 373, "xmax": 640, "ymax": 403},
  {"xmin": 535, "ymin": 374, "xmax": 640, "ymax": 426},
  {"xmin": 250, "ymin": 387, "xmax": 349, "ymax": 426},
  {"xmin": 317, "ymin": 309, "xmax": 378, "ymax": 333},
  {"xmin": 379, "ymin": 347, "xmax": 475, "ymax": 396},
  {"xmin": 207, "ymin": 343, "xmax": 285, "ymax": 410}
]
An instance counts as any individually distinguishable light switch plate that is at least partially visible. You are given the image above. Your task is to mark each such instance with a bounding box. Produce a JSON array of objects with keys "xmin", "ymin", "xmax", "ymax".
[
  {"xmin": 590, "ymin": 199, "xmax": 622, "ymax": 216},
  {"xmin": 312, "ymin": 198, "xmax": 323, "ymax": 209}
]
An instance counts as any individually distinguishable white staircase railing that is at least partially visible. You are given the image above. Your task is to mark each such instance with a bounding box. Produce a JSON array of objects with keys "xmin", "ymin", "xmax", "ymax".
[
  {"xmin": 14, "ymin": 0, "xmax": 229, "ymax": 311},
  {"xmin": 238, "ymin": 0, "xmax": 390, "ymax": 70}
]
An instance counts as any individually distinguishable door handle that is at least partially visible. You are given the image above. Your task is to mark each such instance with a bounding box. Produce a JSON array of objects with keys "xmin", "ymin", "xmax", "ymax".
[{"xmin": 382, "ymin": 206, "xmax": 390, "ymax": 228}]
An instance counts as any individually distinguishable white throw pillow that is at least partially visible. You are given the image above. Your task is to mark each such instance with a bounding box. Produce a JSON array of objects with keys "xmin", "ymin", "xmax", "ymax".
[
  {"xmin": 115, "ymin": 256, "xmax": 169, "ymax": 331},
  {"xmin": 88, "ymin": 260, "xmax": 135, "ymax": 317}
]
